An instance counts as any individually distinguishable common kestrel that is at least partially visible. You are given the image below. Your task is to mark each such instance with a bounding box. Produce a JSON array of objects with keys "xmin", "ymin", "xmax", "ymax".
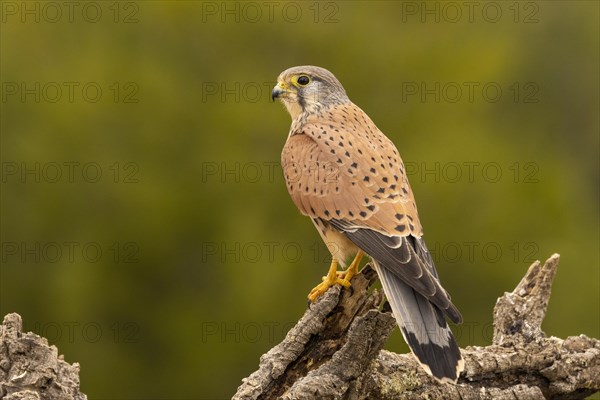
[{"xmin": 272, "ymin": 65, "xmax": 463, "ymax": 383}]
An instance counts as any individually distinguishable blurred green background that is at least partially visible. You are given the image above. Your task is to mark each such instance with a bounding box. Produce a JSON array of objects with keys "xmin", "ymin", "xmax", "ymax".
[{"xmin": 1, "ymin": 1, "xmax": 598, "ymax": 398}]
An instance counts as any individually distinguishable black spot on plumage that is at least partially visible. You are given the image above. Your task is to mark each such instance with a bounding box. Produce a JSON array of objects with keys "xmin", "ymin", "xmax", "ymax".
[
  {"xmin": 371, "ymin": 157, "xmax": 376, "ymax": 162},
  {"xmin": 370, "ymin": 167, "xmax": 376, "ymax": 174},
  {"xmin": 310, "ymin": 207, "xmax": 315, "ymax": 214},
  {"xmin": 394, "ymin": 175, "xmax": 399, "ymax": 181},
  {"xmin": 364, "ymin": 197, "xmax": 370, "ymax": 204},
  {"xmin": 336, "ymin": 210, "xmax": 341, "ymax": 216},
  {"xmin": 351, "ymin": 162, "xmax": 358, "ymax": 168},
  {"xmin": 358, "ymin": 149, "xmax": 363, "ymax": 155},
  {"xmin": 324, "ymin": 210, "xmax": 330, "ymax": 216},
  {"xmin": 395, "ymin": 225, "xmax": 406, "ymax": 232},
  {"xmin": 363, "ymin": 176, "xmax": 370, "ymax": 182},
  {"xmin": 330, "ymin": 149, "xmax": 335, "ymax": 154},
  {"xmin": 367, "ymin": 205, "xmax": 375, "ymax": 211},
  {"xmin": 337, "ymin": 158, "xmax": 343, "ymax": 164},
  {"xmin": 349, "ymin": 211, "xmax": 354, "ymax": 217},
  {"xmin": 377, "ymin": 187, "xmax": 385, "ymax": 193},
  {"xmin": 390, "ymin": 184, "xmax": 397, "ymax": 190},
  {"xmin": 402, "ymin": 187, "xmax": 409, "ymax": 194},
  {"xmin": 338, "ymin": 142, "xmax": 344, "ymax": 147},
  {"xmin": 409, "ymin": 223, "xmax": 415, "ymax": 230},
  {"xmin": 344, "ymin": 151, "xmax": 350, "ymax": 157},
  {"xmin": 395, "ymin": 213, "xmax": 404, "ymax": 220},
  {"xmin": 382, "ymin": 177, "xmax": 388, "ymax": 183},
  {"xmin": 359, "ymin": 211, "xmax": 367, "ymax": 218}
]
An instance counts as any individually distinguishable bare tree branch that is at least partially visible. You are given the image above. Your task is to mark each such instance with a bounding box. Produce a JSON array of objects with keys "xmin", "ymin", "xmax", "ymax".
[{"xmin": 234, "ymin": 254, "xmax": 600, "ymax": 400}]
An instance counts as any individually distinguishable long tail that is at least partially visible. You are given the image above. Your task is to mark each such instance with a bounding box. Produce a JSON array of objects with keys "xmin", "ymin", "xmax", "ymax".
[{"xmin": 373, "ymin": 260, "xmax": 464, "ymax": 383}]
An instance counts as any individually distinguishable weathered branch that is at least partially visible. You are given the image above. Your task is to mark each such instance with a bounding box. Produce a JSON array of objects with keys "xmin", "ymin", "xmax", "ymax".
[
  {"xmin": 234, "ymin": 254, "xmax": 600, "ymax": 399},
  {"xmin": 0, "ymin": 313, "xmax": 87, "ymax": 400}
]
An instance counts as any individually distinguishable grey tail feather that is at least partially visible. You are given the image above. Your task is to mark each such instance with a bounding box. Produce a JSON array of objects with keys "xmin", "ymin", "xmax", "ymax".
[{"xmin": 373, "ymin": 260, "xmax": 464, "ymax": 383}]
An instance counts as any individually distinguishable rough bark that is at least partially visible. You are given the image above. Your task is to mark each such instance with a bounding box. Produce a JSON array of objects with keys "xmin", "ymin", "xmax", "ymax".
[
  {"xmin": 233, "ymin": 254, "xmax": 600, "ymax": 400},
  {"xmin": 0, "ymin": 313, "xmax": 87, "ymax": 400}
]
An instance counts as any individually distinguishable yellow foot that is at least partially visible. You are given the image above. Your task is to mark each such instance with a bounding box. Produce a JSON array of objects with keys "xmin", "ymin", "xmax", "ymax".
[
  {"xmin": 307, "ymin": 259, "xmax": 349, "ymax": 302},
  {"xmin": 337, "ymin": 250, "xmax": 364, "ymax": 283},
  {"xmin": 307, "ymin": 251, "xmax": 365, "ymax": 302}
]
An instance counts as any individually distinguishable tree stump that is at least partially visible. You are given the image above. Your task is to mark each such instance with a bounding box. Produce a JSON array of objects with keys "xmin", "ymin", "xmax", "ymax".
[
  {"xmin": 233, "ymin": 254, "xmax": 600, "ymax": 399},
  {"xmin": 0, "ymin": 313, "xmax": 86, "ymax": 400}
]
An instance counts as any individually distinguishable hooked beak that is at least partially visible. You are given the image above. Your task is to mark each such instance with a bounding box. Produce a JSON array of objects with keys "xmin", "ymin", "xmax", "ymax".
[{"xmin": 271, "ymin": 82, "xmax": 287, "ymax": 101}]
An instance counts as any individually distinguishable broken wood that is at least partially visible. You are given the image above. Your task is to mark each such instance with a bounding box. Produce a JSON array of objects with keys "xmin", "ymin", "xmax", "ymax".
[{"xmin": 233, "ymin": 254, "xmax": 600, "ymax": 399}]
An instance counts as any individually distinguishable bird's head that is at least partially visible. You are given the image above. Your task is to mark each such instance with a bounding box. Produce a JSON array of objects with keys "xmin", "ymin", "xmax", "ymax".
[{"xmin": 272, "ymin": 65, "xmax": 350, "ymax": 119}]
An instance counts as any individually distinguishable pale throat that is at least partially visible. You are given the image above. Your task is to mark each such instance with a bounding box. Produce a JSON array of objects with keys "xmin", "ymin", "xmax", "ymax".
[{"xmin": 283, "ymin": 100, "xmax": 304, "ymax": 120}]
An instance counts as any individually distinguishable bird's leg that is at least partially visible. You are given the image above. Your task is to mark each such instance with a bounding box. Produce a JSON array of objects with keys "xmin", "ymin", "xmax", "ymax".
[
  {"xmin": 337, "ymin": 250, "xmax": 364, "ymax": 283},
  {"xmin": 307, "ymin": 251, "xmax": 365, "ymax": 302},
  {"xmin": 307, "ymin": 258, "xmax": 351, "ymax": 302}
]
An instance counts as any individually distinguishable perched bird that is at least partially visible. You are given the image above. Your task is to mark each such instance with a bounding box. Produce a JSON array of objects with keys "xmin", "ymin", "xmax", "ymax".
[{"xmin": 272, "ymin": 65, "xmax": 464, "ymax": 383}]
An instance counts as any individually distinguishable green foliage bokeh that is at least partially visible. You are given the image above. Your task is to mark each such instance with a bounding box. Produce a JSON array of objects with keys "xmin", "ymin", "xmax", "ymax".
[{"xmin": 1, "ymin": 1, "xmax": 598, "ymax": 398}]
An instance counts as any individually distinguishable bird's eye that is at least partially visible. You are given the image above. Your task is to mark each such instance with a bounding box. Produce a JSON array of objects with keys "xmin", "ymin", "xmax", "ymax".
[{"xmin": 297, "ymin": 75, "xmax": 310, "ymax": 86}]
